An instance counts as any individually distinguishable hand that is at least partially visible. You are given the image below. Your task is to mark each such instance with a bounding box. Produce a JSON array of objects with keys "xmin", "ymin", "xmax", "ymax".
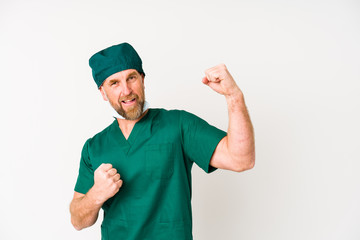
[
  {"xmin": 202, "ymin": 64, "xmax": 241, "ymax": 97},
  {"xmin": 89, "ymin": 163, "xmax": 123, "ymax": 204}
]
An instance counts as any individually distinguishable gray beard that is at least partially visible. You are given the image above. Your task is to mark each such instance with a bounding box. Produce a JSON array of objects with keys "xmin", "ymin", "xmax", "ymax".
[{"xmin": 115, "ymin": 100, "xmax": 144, "ymax": 120}]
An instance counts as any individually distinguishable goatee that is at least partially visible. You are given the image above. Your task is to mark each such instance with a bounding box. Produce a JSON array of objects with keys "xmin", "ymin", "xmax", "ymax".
[{"xmin": 109, "ymin": 93, "xmax": 145, "ymax": 120}]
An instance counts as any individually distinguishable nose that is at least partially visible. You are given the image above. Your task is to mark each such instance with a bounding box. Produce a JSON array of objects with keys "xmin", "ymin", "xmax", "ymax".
[{"xmin": 121, "ymin": 81, "xmax": 132, "ymax": 96}]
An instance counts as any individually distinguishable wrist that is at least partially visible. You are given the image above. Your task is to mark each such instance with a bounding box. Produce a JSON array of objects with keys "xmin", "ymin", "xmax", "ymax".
[
  {"xmin": 225, "ymin": 88, "xmax": 248, "ymax": 114},
  {"xmin": 86, "ymin": 187, "xmax": 106, "ymax": 206},
  {"xmin": 225, "ymin": 88, "xmax": 244, "ymax": 103}
]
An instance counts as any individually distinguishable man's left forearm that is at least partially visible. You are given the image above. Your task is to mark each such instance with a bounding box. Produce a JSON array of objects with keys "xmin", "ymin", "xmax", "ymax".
[{"xmin": 225, "ymin": 89, "xmax": 255, "ymax": 169}]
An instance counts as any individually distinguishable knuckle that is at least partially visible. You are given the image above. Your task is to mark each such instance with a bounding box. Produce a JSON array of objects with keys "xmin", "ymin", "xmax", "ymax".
[{"xmin": 104, "ymin": 163, "xmax": 112, "ymax": 168}]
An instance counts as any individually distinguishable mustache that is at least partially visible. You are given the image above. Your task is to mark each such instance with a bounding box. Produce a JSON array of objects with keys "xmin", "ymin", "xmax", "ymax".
[{"xmin": 119, "ymin": 94, "xmax": 138, "ymax": 102}]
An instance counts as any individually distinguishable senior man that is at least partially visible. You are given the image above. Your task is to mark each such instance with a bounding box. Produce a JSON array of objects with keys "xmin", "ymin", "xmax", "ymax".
[{"xmin": 70, "ymin": 42, "xmax": 255, "ymax": 240}]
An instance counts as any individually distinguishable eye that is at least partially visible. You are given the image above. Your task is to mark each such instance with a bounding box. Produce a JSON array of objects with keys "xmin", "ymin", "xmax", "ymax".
[
  {"xmin": 127, "ymin": 75, "xmax": 136, "ymax": 82},
  {"xmin": 110, "ymin": 81, "xmax": 118, "ymax": 86}
]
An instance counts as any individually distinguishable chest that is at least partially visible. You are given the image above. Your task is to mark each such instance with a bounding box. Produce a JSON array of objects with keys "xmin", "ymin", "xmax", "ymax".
[{"xmin": 89, "ymin": 121, "xmax": 185, "ymax": 186}]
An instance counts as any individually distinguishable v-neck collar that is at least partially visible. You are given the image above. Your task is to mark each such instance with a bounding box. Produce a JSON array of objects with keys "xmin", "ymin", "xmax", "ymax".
[{"xmin": 110, "ymin": 109, "xmax": 153, "ymax": 155}]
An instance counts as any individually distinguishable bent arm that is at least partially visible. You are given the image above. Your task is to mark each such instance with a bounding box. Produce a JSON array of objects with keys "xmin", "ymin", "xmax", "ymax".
[
  {"xmin": 203, "ymin": 64, "xmax": 255, "ymax": 172},
  {"xmin": 70, "ymin": 163, "xmax": 123, "ymax": 230}
]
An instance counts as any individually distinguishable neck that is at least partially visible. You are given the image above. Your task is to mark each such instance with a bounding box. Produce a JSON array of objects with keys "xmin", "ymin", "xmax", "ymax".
[{"xmin": 116, "ymin": 109, "xmax": 149, "ymax": 139}]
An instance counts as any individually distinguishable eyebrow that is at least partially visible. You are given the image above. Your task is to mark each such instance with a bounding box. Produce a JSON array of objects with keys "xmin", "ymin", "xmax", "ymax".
[
  {"xmin": 107, "ymin": 79, "xmax": 119, "ymax": 85},
  {"xmin": 106, "ymin": 71, "xmax": 138, "ymax": 85},
  {"xmin": 126, "ymin": 71, "xmax": 138, "ymax": 78}
]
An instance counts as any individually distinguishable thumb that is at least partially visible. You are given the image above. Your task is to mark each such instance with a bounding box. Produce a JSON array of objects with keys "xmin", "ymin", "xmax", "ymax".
[{"xmin": 202, "ymin": 76, "xmax": 209, "ymax": 85}]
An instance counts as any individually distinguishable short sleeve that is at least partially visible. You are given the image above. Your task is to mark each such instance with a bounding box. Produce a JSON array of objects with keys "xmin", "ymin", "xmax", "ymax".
[
  {"xmin": 74, "ymin": 139, "xmax": 95, "ymax": 194},
  {"xmin": 180, "ymin": 111, "xmax": 227, "ymax": 173}
]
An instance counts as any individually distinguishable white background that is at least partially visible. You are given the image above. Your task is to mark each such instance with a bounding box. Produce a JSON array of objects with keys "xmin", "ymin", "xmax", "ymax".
[{"xmin": 1, "ymin": 0, "xmax": 359, "ymax": 239}]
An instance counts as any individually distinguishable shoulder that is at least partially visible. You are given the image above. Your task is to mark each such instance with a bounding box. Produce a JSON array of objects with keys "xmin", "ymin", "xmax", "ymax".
[
  {"xmin": 149, "ymin": 108, "xmax": 206, "ymax": 129},
  {"xmin": 85, "ymin": 120, "xmax": 117, "ymax": 148},
  {"xmin": 150, "ymin": 109, "xmax": 212, "ymax": 135},
  {"xmin": 150, "ymin": 108, "xmax": 200, "ymax": 120}
]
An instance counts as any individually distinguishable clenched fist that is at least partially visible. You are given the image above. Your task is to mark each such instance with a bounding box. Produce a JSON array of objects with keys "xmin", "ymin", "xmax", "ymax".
[
  {"xmin": 202, "ymin": 64, "xmax": 241, "ymax": 97},
  {"xmin": 90, "ymin": 163, "xmax": 123, "ymax": 204}
]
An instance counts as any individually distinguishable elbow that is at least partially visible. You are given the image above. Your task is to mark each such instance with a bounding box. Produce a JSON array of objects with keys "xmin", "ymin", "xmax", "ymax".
[
  {"xmin": 70, "ymin": 212, "xmax": 96, "ymax": 231},
  {"xmin": 71, "ymin": 218, "xmax": 84, "ymax": 231},
  {"xmin": 243, "ymin": 159, "xmax": 255, "ymax": 171},
  {"xmin": 70, "ymin": 206, "xmax": 82, "ymax": 231},
  {"xmin": 233, "ymin": 162, "xmax": 254, "ymax": 173},
  {"xmin": 69, "ymin": 201, "xmax": 98, "ymax": 231},
  {"xmin": 232, "ymin": 154, "xmax": 255, "ymax": 172},
  {"xmin": 73, "ymin": 225, "xmax": 83, "ymax": 231},
  {"xmin": 247, "ymin": 157, "xmax": 255, "ymax": 170}
]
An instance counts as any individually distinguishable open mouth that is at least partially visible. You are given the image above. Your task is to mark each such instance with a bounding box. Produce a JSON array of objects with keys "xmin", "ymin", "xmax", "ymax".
[{"xmin": 121, "ymin": 98, "xmax": 136, "ymax": 105}]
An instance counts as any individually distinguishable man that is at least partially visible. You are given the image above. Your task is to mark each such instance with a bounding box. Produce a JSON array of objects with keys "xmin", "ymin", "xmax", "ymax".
[{"xmin": 70, "ymin": 42, "xmax": 255, "ymax": 240}]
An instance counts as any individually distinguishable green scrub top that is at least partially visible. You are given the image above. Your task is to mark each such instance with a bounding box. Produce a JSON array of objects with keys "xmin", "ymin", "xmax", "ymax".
[{"xmin": 75, "ymin": 109, "xmax": 226, "ymax": 240}]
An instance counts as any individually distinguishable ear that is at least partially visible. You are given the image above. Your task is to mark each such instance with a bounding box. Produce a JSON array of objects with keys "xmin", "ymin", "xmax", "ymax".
[
  {"xmin": 141, "ymin": 74, "xmax": 145, "ymax": 87},
  {"xmin": 99, "ymin": 87, "xmax": 109, "ymax": 101}
]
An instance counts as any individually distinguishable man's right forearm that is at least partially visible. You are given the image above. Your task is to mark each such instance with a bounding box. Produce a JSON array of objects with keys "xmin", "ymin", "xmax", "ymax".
[{"xmin": 70, "ymin": 189, "xmax": 103, "ymax": 231}]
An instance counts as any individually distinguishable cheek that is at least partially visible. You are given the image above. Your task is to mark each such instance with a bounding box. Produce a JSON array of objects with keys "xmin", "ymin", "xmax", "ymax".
[
  {"xmin": 137, "ymin": 83, "xmax": 145, "ymax": 95},
  {"xmin": 105, "ymin": 89, "xmax": 121, "ymax": 102}
]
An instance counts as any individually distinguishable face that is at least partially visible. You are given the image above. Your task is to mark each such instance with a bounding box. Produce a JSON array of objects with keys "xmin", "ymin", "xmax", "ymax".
[{"xmin": 100, "ymin": 69, "xmax": 145, "ymax": 120}]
